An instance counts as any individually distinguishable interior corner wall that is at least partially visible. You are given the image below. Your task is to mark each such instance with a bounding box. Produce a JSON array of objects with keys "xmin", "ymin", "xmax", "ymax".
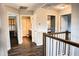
[
  {"xmin": 32, "ymin": 8, "xmax": 58, "ymax": 45},
  {"xmin": 71, "ymin": 4, "xmax": 79, "ymax": 56}
]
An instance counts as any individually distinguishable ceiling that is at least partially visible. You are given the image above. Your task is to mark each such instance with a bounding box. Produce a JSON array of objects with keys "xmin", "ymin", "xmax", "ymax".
[
  {"xmin": 41, "ymin": 3, "xmax": 71, "ymax": 11},
  {"xmin": 4, "ymin": 3, "xmax": 71, "ymax": 14},
  {"xmin": 5, "ymin": 3, "xmax": 45, "ymax": 11}
]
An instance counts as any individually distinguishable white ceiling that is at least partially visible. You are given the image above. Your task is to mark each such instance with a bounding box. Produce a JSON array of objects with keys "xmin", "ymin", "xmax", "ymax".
[
  {"xmin": 41, "ymin": 3, "xmax": 71, "ymax": 11},
  {"xmin": 4, "ymin": 3, "xmax": 71, "ymax": 13},
  {"xmin": 5, "ymin": 3, "xmax": 45, "ymax": 11}
]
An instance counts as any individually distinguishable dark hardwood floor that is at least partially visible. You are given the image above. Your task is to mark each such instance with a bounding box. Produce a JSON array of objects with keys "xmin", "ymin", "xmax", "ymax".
[{"xmin": 8, "ymin": 37, "xmax": 43, "ymax": 56}]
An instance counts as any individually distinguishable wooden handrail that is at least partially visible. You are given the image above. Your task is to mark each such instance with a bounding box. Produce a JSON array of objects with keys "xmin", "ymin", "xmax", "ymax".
[
  {"xmin": 47, "ymin": 31, "xmax": 71, "ymax": 35},
  {"xmin": 44, "ymin": 33, "xmax": 79, "ymax": 48}
]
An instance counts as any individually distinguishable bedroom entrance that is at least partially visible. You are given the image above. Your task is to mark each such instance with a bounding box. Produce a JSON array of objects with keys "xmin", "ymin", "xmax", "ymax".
[
  {"xmin": 8, "ymin": 16, "xmax": 18, "ymax": 48},
  {"xmin": 47, "ymin": 15, "xmax": 55, "ymax": 32},
  {"xmin": 21, "ymin": 16, "xmax": 32, "ymax": 48}
]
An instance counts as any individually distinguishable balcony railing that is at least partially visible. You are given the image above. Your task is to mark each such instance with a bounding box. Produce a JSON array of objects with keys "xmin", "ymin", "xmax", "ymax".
[{"xmin": 43, "ymin": 31, "xmax": 79, "ymax": 56}]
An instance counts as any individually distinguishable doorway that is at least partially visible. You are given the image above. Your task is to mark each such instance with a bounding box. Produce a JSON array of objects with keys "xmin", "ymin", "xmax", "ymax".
[
  {"xmin": 47, "ymin": 15, "xmax": 55, "ymax": 32},
  {"xmin": 21, "ymin": 16, "xmax": 32, "ymax": 47},
  {"xmin": 61, "ymin": 14, "xmax": 71, "ymax": 32},
  {"xmin": 9, "ymin": 16, "xmax": 18, "ymax": 48}
]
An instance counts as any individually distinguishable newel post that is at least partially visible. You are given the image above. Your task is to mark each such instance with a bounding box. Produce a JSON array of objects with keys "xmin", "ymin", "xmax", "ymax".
[
  {"xmin": 65, "ymin": 31, "xmax": 69, "ymax": 40},
  {"xmin": 43, "ymin": 33, "xmax": 46, "ymax": 56},
  {"xmin": 63, "ymin": 31, "xmax": 69, "ymax": 55}
]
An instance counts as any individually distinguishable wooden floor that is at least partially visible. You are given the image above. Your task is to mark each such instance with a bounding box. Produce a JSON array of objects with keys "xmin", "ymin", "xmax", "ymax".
[
  {"xmin": 8, "ymin": 37, "xmax": 43, "ymax": 56},
  {"xmin": 8, "ymin": 45, "xmax": 43, "ymax": 56},
  {"xmin": 22, "ymin": 36, "xmax": 32, "ymax": 48}
]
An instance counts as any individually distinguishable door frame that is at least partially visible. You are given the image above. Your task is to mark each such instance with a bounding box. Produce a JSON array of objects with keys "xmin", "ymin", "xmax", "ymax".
[
  {"xmin": 8, "ymin": 12, "xmax": 19, "ymax": 48},
  {"xmin": 60, "ymin": 14, "xmax": 71, "ymax": 32},
  {"xmin": 20, "ymin": 15, "xmax": 32, "ymax": 41},
  {"xmin": 47, "ymin": 15, "xmax": 56, "ymax": 32}
]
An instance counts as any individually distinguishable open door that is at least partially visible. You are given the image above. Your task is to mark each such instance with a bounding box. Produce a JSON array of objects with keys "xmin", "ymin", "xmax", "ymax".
[
  {"xmin": 61, "ymin": 14, "xmax": 71, "ymax": 32},
  {"xmin": 47, "ymin": 15, "xmax": 55, "ymax": 32},
  {"xmin": 21, "ymin": 16, "xmax": 32, "ymax": 47},
  {"xmin": 9, "ymin": 16, "xmax": 18, "ymax": 48}
]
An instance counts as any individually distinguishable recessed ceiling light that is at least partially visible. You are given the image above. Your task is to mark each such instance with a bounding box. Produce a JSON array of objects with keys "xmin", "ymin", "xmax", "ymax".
[
  {"xmin": 53, "ymin": 4, "xmax": 65, "ymax": 10},
  {"xmin": 60, "ymin": 6, "xmax": 65, "ymax": 9}
]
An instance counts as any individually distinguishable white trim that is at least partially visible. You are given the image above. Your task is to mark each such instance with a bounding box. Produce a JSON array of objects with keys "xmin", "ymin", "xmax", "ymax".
[
  {"xmin": 7, "ymin": 12, "xmax": 22, "ymax": 50},
  {"xmin": 7, "ymin": 12, "xmax": 17, "ymax": 16}
]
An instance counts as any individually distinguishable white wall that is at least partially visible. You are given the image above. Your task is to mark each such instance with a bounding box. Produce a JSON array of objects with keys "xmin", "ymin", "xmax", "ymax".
[
  {"xmin": 71, "ymin": 4, "xmax": 79, "ymax": 56},
  {"xmin": 32, "ymin": 8, "xmax": 58, "ymax": 45},
  {"xmin": 0, "ymin": 4, "xmax": 8, "ymax": 56},
  {"xmin": 20, "ymin": 10, "xmax": 34, "ymax": 15},
  {"xmin": 0, "ymin": 4, "xmax": 24, "ymax": 55},
  {"xmin": 32, "ymin": 8, "xmax": 47, "ymax": 45}
]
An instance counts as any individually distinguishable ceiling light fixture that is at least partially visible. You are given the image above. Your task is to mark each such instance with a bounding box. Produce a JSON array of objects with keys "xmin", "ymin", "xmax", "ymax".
[
  {"xmin": 19, "ymin": 6, "xmax": 28, "ymax": 9},
  {"xmin": 60, "ymin": 6, "xmax": 65, "ymax": 9}
]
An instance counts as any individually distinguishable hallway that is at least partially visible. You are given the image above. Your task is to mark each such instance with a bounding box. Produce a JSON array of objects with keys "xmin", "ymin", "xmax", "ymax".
[{"xmin": 1, "ymin": 3, "xmax": 79, "ymax": 56}]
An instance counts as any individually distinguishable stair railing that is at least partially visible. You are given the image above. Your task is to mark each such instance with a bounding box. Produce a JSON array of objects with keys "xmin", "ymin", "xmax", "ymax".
[{"xmin": 43, "ymin": 31, "xmax": 79, "ymax": 56}]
